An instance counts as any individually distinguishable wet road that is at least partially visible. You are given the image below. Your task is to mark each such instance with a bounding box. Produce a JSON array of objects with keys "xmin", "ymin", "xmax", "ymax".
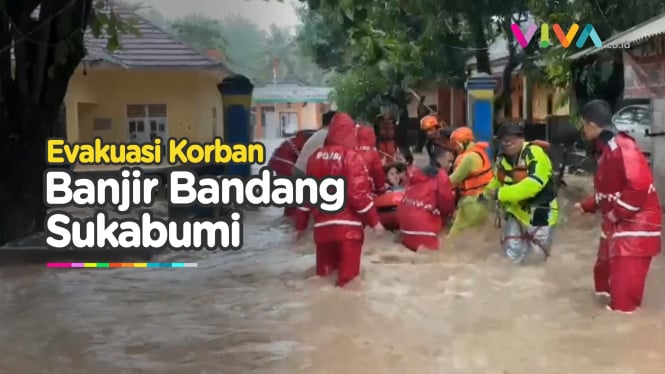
[{"xmin": 0, "ymin": 138, "xmax": 664, "ymax": 373}]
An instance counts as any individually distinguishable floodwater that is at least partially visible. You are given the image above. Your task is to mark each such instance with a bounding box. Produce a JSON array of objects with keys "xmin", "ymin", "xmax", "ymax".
[{"xmin": 0, "ymin": 139, "xmax": 664, "ymax": 373}]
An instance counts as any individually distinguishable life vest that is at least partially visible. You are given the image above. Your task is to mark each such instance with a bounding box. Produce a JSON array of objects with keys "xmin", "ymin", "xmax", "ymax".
[
  {"xmin": 496, "ymin": 140, "xmax": 550, "ymax": 184},
  {"xmin": 454, "ymin": 143, "xmax": 493, "ymax": 196}
]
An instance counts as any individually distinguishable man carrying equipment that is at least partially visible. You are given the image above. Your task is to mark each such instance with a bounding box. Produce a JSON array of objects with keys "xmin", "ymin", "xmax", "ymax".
[{"xmin": 484, "ymin": 123, "xmax": 559, "ymax": 264}]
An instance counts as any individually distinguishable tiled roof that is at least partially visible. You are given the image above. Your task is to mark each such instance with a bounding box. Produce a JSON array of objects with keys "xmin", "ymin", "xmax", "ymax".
[
  {"xmin": 253, "ymin": 82, "xmax": 332, "ymax": 103},
  {"xmin": 82, "ymin": 5, "xmax": 227, "ymax": 70},
  {"xmin": 29, "ymin": 4, "xmax": 228, "ymax": 70},
  {"xmin": 569, "ymin": 12, "xmax": 665, "ymax": 60}
]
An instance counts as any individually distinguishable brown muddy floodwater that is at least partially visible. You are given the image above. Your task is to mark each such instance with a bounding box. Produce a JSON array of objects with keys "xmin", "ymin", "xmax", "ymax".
[{"xmin": 0, "ymin": 162, "xmax": 664, "ymax": 373}]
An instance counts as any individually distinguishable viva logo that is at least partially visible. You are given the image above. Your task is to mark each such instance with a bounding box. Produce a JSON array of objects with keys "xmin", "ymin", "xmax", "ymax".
[{"xmin": 511, "ymin": 23, "xmax": 602, "ymax": 48}]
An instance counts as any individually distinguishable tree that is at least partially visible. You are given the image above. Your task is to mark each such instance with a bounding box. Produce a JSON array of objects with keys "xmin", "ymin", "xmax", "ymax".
[
  {"xmin": 171, "ymin": 15, "xmax": 227, "ymax": 53},
  {"xmin": 167, "ymin": 13, "xmax": 328, "ymax": 85},
  {"xmin": 259, "ymin": 24, "xmax": 296, "ymax": 81},
  {"xmin": 329, "ymin": 65, "xmax": 391, "ymax": 120},
  {"xmin": 139, "ymin": 7, "xmax": 170, "ymax": 30},
  {"xmin": 0, "ymin": 1, "xmax": 134, "ymax": 245},
  {"xmin": 217, "ymin": 16, "xmax": 268, "ymax": 80},
  {"xmin": 295, "ymin": 1, "xmax": 473, "ymax": 118},
  {"xmin": 529, "ymin": 0, "xmax": 665, "ymax": 111}
]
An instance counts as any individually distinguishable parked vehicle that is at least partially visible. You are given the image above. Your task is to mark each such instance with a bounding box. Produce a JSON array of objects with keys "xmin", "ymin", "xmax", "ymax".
[{"xmin": 612, "ymin": 104, "xmax": 653, "ymax": 155}]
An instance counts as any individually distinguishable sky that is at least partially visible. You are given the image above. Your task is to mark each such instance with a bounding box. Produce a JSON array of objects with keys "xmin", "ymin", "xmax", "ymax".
[{"xmin": 126, "ymin": 0, "xmax": 301, "ymax": 31}]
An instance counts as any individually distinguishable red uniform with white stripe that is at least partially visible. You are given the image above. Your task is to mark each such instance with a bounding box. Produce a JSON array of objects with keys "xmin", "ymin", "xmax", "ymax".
[
  {"xmin": 268, "ymin": 131, "xmax": 311, "ymax": 177},
  {"xmin": 294, "ymin": 113, "xmax": 380, "ymax": 287},
  {"xmin": 580, "ymin": 130, "xmax": 661, "ymax": 312},
  {"xmin": 397, "ymin": 165, "xmax": 456, "ymax": 251},
  {"xmin": 268, "ymin": 131, "xmax": 313, "ymax": 219},
  {"xmin": 356, "ymin": 125, "xmax": 386, "ymax": 196}
]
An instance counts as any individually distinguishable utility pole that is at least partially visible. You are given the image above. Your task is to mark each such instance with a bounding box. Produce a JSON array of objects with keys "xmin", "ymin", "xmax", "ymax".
[{"xmin": 273, "ymin": 56, "xmax": 279, "ymax": 137}]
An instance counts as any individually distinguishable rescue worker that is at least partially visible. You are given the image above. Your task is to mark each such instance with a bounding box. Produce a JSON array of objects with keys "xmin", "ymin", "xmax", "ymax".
[
  {"xmin": 484, "ymin": 123, "xmax": 559, "ymax": 264},
  {"xmin": 268, "ymin": 129, "xmax": 316, "ymax": 219},
  {"xmin": 397, "ymin": 145, "xmax": 457, "ymax": 251},
  {"xmin": 356, "ymin": 125, "xmax": 386, "ymax": 196},
  {"xmin": 574, "ymin": 100, "xmax": 661, "ymax": 313},
  {"xmin": 374, "ymin": 113, "xmax": 398, "ymax": 163},
  {"xmin": 294, "ymin": 112, "xmax": 384, "ymax": 287},
  {"xmin": 447, "ymin": 127, "xmax": 493, "ymax": 236},
  {"xmin": 421, "ymin": 115, "xmax": 454, "ymax": 163},
  {"xmin": 293, "ymin": 111, "xmax": 336, "ymax": 175},
  {"xmin": 268, "ymin": 129, "xmax": 316, "ymax": 176},
  {"xmin": 374, "ymin": 114, "xmax": 413, "ymax": 165}
]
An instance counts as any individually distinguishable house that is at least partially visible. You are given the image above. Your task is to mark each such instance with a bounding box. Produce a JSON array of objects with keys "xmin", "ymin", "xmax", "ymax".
[
  {"xmin": 64, "ymin": 6, "xmax": 233, "ymax": 157},
  {"xmin": 251, "ymin": 81, "xmax": 332, "ymax": 139},
  {"xmin": 570, "ymin": 13, "xmax": 665, "ymax": 203},
  {"xmin": 407, "ymin": 85, "xmax": 467, "ymax": 126},
  {"xmin": 466, "ymin": 18, "xmax": 570, "ymax": 123}
]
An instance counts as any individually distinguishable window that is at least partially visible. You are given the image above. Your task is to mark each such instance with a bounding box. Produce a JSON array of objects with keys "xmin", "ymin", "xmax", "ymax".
[
  {"xmin": 634, "ymin": 108, "xmax": 652, "ymax": 126},
  {"xmin": 546, "ymin": 94, "xmax": 554, "ymax": 115},
  {"xmin": 280, "ymin": 112, "xmax": 298, "ymax": 137},
  {"xmin": 613, "ymin": 106, "xmax": 651, "ymax": 127},
  {"xmin": 518, "ymin": 96, "xmax": 524, "ymax": 118},
  {"xmin": 127, "ymin": 104, "xmax": 167, "ymax": 144}
]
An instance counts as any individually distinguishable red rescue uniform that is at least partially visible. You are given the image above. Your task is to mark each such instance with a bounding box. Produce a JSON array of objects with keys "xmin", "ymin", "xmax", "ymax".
[
  {"xmin": 356, "ymin": 125, "xmax": 386, "ymax": 196},
  {"xmin": 397, "ymin": 165, "xmax": 456, "ymax": 251},
  {"xmin": 375, "ymin": 116, "xmax": 398, "ymax": 163},
  {"xmin": 268, "ymin": 130, "xmax": 313, "ymax": 219},
  {"xmin": 580, "ymin": 130, "xmax": 661, "ymax": 312},
  {"xmin": 294, "ymin": 113, "xmax": 380, "ymax": 287}
]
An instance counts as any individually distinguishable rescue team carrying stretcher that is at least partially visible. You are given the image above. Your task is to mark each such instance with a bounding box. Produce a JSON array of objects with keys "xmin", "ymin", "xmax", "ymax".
[{"xmin": 268, "ymin": 101, "xmax": 661, "ymax": 313}]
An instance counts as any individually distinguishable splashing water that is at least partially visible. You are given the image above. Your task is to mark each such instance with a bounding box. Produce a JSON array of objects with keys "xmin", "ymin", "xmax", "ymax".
[{"xmin": 0, "ymin": 142, "xmax": 662, "ymax": 373}]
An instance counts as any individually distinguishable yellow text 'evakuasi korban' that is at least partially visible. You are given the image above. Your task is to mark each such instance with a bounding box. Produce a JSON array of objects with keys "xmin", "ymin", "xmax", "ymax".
[
  {"xmin": 46, "ymin": 137, "xmax": 265, "ymax": 165},
  {"xmin": 167, "ymin": 138, "xmax": 264, "ymax": 164}
]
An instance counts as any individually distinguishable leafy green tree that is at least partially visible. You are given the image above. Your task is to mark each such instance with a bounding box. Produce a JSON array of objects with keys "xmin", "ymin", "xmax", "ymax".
[
  {"xmin": 329, "ymin": 65, "xmax": 390, "ymax": 120},
  {"xmin": 139, "ymin": 7, "xmax": 170, "ymax": 30},
  {"xmin": 529, "ymin": 0, "xmax": 665, "ymax": 110},
  {"xmin": 213, "ymin": 16, "xmax": 265, "ymax": 79},
  {"xmin": 171, "ymin": 15, "xmax": 227, "ymax": 52},
  {"xmin": 0, "ymin": 0, "xmax": 136, "ymax": 245},
  {"xmin": 295, "ymin": 1, "xmax": 470, "ymax": 119},
  {"xmin": 168, "ymin": 13, "xmax": 328, "ymax": 85},
  {"xmin": 259, "ymin": 24, "xmax": 296, "ymax": 81}
]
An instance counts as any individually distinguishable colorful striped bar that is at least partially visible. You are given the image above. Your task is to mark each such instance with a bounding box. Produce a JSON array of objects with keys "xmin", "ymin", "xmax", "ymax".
[{"xmin": 46, "ymin": 262, "xmax": 198, "ymax": 268}]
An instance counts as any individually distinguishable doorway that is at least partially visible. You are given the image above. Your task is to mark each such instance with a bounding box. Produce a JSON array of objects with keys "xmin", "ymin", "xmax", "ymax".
[
  {"xmin": 261, "ymin": 107, "xmax": 279, "ymax": 139},
  {"xmin": 280, "ymin": 112, "xmax": 298, "ymax": 137},
  {"xmin": 127, "ymin": 104, "xmax": 167, "ymax": 143}
]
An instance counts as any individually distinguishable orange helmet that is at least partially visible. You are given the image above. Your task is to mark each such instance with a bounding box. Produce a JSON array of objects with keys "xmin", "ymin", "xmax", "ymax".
[
  {"xmin": 450, "ymin": 127, "xmax": 475, "ymax": 144},
  {"xmin": 420, "ymin": 115, "xmax": 439, "ymax": 131}
]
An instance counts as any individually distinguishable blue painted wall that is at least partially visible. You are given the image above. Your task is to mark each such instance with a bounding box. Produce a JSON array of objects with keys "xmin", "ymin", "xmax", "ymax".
[
  {"xmin": 224, "ymin": 105, "xmax": 251, "ymax": 177},
  {"xmin": 472, "ymin": 100, "xmax": 494, "ymax": 160}
]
